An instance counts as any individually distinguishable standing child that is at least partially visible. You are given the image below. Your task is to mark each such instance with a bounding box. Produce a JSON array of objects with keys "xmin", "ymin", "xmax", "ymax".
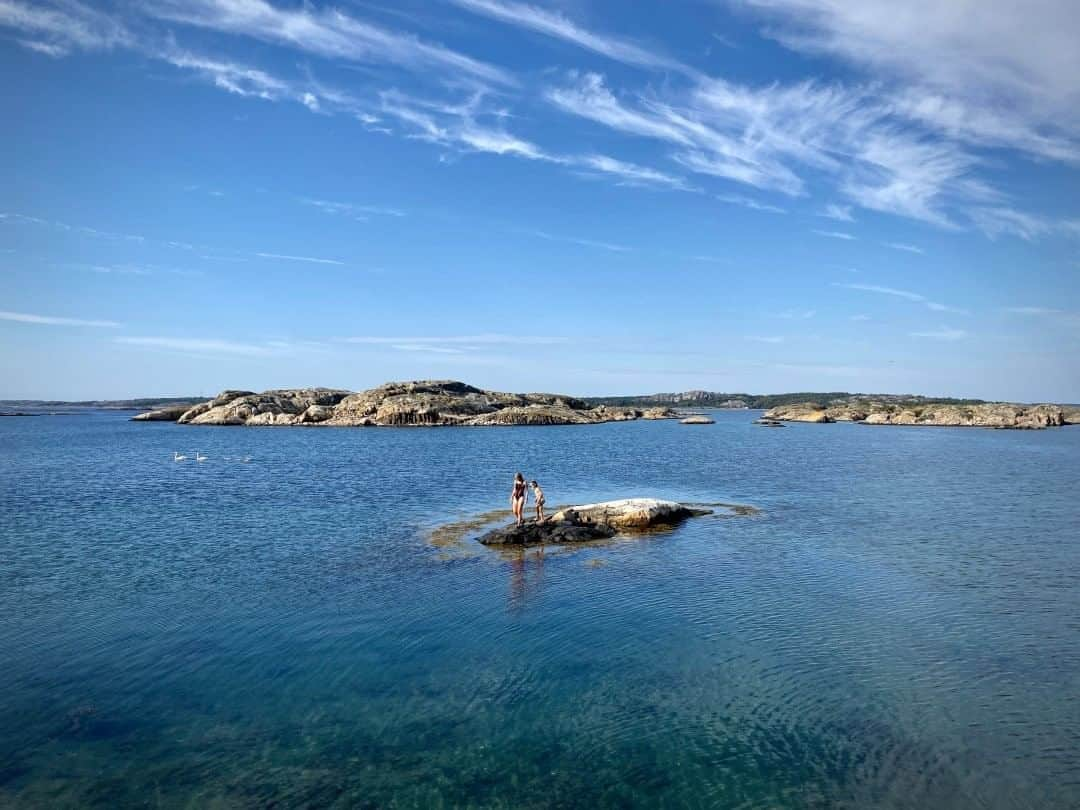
[{"xmin": 530, "ymin": 480, "xmax": 546, "ymax": 523}]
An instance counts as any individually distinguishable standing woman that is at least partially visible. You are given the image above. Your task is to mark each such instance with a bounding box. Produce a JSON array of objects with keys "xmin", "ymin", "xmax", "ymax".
[{"xmin": 511, "ymin": 472, "xmax": 528, "ymax": 527}]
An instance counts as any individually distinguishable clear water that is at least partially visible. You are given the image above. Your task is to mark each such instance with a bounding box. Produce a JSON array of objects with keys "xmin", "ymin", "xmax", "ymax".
[{"xmin": 1, "ymin": 411, "xmax": 1078, "ymax": 808}]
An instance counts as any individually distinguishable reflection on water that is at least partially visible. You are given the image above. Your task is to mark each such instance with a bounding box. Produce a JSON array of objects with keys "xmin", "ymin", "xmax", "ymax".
[
  {"xmin": 1, "ymin": 411, "xmax": 1079, "ymax": 807},
  {"xmin": 508, "ymin": 546, "xmax": 546, "ymax": 613}
]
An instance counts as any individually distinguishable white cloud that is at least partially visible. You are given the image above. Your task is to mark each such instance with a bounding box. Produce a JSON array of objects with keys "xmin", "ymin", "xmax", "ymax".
[
  {"xmin": 884, "ymin": 241, "xmax": 924, "ymax": 254},
  {"xmin": 777, "ymin": 309, "xmax": 816, "ymax": 319},
  {"xmin": 834, "ymin": 282, "xmax": 968, "ymax": 315},
  {"xmin": 575, "ymin": 153, "xmax": 690, "ymax": 189},
  {"xmin": 0, "ymin": 0, "xmax": 131, "ymax": 52},
  {"xmin": 141, "ymin": 0, "xmax": 515, "ymax": 87},
  {"xmin": 820, "ymin": 203, "xmax": 854, "ymax": 221},
  {"xmin": 849, "ymin": 314, "xmax": 872, "ymax": 321},
  {"xmin": 0, "ymin": 309, "xmax": 120, "ymax": 327},
  {"xmin": 745, "ymin": 335, "xmax": 784, "ymax": 343},
  {"xmin": 838, "ymin": 283, "xmax": 923, "ymax": 302},
  {"xmin": 968, "ymin": 207, "xmax": 1054, "ymax": 241},
  {"xmin": 813, "ymin": 229, "xmax": 856, "ymax": 240},
  {"xmin": 448, "ymin": 0, "xmax": 686, "ymax": 73},
  {"xmin": 344, "ymin": 334, "xmax": 568, "ymax": 346},
  {"xmin": 19, "ymin": 38, "xmax": 67, "ymax": 56},
  {"xmin": 255, "ymin": 252, "xmax": 344, "ymax": 265},
  {"xmin": 531, "ymin": 230, "xmax": 631, "ymax": 253},
  {"xmin": 742, "ymin": 0, "xmax": 1080, "ymax": 162},
  {"xmin": 716, "ymin": 193, "xmax": 786, "ymax": 213},
  {"xmin": 302, "ymin": 198, "xmax": 405, "ymax": 219},
  {"xmin": 910, "ymin": 327, "xmax": 967, "ymax": 340}
]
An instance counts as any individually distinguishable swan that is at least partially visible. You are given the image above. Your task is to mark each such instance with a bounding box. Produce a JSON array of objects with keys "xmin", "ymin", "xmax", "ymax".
[
  {"xmin": 195, "ymin": 451, "xmax": 208, "ymax": 462},
  {"xmin": 173, "ymin": 452, "xmax": 188, "ymax": 461}
]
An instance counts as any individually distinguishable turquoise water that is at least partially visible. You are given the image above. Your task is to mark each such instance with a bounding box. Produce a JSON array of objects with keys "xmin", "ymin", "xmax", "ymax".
[{"xmin": 1, "ymin": 411, "xmax": 1079, "ymax": 808}]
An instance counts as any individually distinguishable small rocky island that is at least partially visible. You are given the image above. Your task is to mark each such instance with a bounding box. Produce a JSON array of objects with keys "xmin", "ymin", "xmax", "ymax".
[
  {"xmin": 133, "ymin": 381, "xmax": 678, "ymax": 427},
  {"xmin": 477, "ymin": 499, "xmax": 713, "ymax": 546},
  {"xmin": 763, "ymin": 401, "xmax": 1078, "ymax": 429}
]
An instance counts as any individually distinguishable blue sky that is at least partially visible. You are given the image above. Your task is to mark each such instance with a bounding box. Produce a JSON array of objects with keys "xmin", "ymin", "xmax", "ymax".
[{"xmin": 2, "ymin": 0, "xmax": 1079, "ymax": 401}]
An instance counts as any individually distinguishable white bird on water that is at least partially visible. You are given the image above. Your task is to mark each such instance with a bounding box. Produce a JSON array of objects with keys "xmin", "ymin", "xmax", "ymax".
[
  {"xmin": 195, "ymin": 451, "xmax": 208, "ymax": 462},
  {"xmin": 173, "ymin": 452, "xmax": 188, "ymax": 461}
]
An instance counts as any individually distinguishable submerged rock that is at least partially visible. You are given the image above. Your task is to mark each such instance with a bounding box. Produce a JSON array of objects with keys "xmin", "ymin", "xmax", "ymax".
[{"xmin": 156, "ymin": 380, "xmax": 680, "ymax": 428}]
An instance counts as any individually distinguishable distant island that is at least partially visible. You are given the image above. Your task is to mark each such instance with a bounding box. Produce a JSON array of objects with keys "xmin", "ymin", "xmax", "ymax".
[
  {"xmin": 9, "ymin": 383, "xmax": 1078, "ymax": 430},
  {"xmin": 130, "ymin": 381, "xmax": 679, "ymax": 427}
]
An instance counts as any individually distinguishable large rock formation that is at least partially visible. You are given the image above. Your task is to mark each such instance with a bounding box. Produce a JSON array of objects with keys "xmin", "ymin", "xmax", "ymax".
[
  {"xmin": 680, "ymin": 415, "xmax": 715, "ymax": 425},
  {"xmin": 478, "ymin": 499, "xmax": 712, "ymax": 546},
  {"xmin": 134, "ymin": 381, "xmax": 680, "ymax": 427},
  {"xmin": 764, "ymin": 401, "xmax": 1068, "ymax": 429},
  {"xmin": 551, "ymin": 499, "xmax": 712, "ymax": 530}
]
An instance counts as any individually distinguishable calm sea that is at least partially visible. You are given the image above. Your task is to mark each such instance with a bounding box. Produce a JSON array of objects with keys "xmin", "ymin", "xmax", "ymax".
[{"xmin": 1, "ymin": 410, "xmax": 1078, "ymax": 808}]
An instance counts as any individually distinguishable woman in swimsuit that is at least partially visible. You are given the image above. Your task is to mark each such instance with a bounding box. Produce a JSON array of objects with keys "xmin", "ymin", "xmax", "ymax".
[
  {"xmin": 511, "ymin": 472, "xmax": 527, "ymax": 526},
  {"xmin": 530, "ymin": 480, "xmax": 546, "ymax": 523}
]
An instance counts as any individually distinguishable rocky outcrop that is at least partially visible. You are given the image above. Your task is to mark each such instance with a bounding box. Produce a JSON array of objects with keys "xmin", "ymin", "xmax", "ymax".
[
  {"xmin": 550, "ymin": 499, "xmax": 712, "ymax": 530},
  {"xmin": 478, "ymin": 499, "xmax": 712, "ymax": 546},
  {"xmin": 765, "ymin": 401, "xmax": 1068, "ymax": 429},
  {"xmin": 762, "ymin": 404, "xmax": 834, "ymax": 423},
  {"xmin": 131, "ymin": 404, "xmax": 193, "ymax": 422},
  {"xmin": 477, "ymin": 518, "xmax": 617, "ymax": 546},
  {"xmin": 680, "ymin": 415, "xmax": 715, "ymax": 425},
  {"xmin": 144, "ymin": 381, "xmax": 681, "ymax": 427}
]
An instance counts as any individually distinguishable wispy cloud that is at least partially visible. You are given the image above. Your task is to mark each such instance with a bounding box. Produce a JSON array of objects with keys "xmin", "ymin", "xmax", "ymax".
[
  {"xmin": 850, "ymin": 314, "xmax": 872, "ymax": 321},
  {"xmin": 820, "ymin": 203, "xmax": 854, "ymax": 222},
  {"xmin": 530, "ymin": 230, "xmax": 631, "ymax": 252},
  {"xmin": 142, "ymin": 0, "xmax": 516, "ymax": 87},
  {"xmin": 741, "ymin": 0, "xmax": 1080, "ymax": 164},
  {"xmin": 968, "ymin": 207, "xmax": 1054, "ymax": 241},
  {"xmin": 836, "ymin": 283, "xmax": 923, "ymax": 302},
  {"xmin": 1, "ymin": 211, "xmax": 144, "ymax": 243},
  {"xmin": 777, "ymin": 309, "xmax": 816, "ymax": 319},
  {"xmin": 813, "ymin": 229, "xmax": 856, "ymax": 240},
  {"xmin": 0, "ymin": 309, "xmax": 120, "ymax": 327},
  {"xmin": 344, "ymin": 334, "xmax": 568, "ymax": 346},
  {"xmin": 716, "ymin": 193, "xmax": 786, "ymax": 213},
  {"xmin": 448, "ymin": 0, "xmax": 687, "ymax": 74},
  {"xmin": 910, "ymin": 327, "xmax": 967, "ymax": 340},
  {"xmin": 834, "ymin": 282, "xmax": 969, "ymax": 315},
  {"xmin": 884, "ymin": 241, "xmax": 925, "ymax": 254},
  {"xmin": 389, "ymin": 343, "xmax": 467, "ymax": 355},
  {"xmin": 302, "ymin": 198, "xmax": 406, "ymax": 219},
  {"xmin": 0, "ymin": 0, "xmax": 131, "ymax": 55},
  {"xmin": 745, "ymin": 335, "xmax": 785, "ymax": 344},
  {"xmin": 255, "ymin": 252, "xmax": 345, "ymax": 265}
]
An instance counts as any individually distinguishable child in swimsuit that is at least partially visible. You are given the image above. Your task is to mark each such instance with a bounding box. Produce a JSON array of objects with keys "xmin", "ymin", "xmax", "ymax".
[{"xmin": 530, "ymin": 480, "xmax": 546, "ymax": 523}]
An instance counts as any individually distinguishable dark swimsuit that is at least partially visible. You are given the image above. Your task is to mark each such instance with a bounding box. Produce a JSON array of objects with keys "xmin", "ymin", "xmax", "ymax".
[{"xmin": 513, "ymin": 480, "xmax": 526, "ymax": 501}]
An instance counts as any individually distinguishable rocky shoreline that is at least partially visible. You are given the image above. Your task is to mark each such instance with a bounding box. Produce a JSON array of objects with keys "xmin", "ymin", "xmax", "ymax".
[
  {"xmin": 763, "ymin": 401, "xmax": 1080, "ymax": 429},
  {"xmin": 133, "ymin": 381, "xmax": 679, "ymax": 427},
  {"xmin": 476, "ymin": 499, "xmax": 713, "ymax": 546}
]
